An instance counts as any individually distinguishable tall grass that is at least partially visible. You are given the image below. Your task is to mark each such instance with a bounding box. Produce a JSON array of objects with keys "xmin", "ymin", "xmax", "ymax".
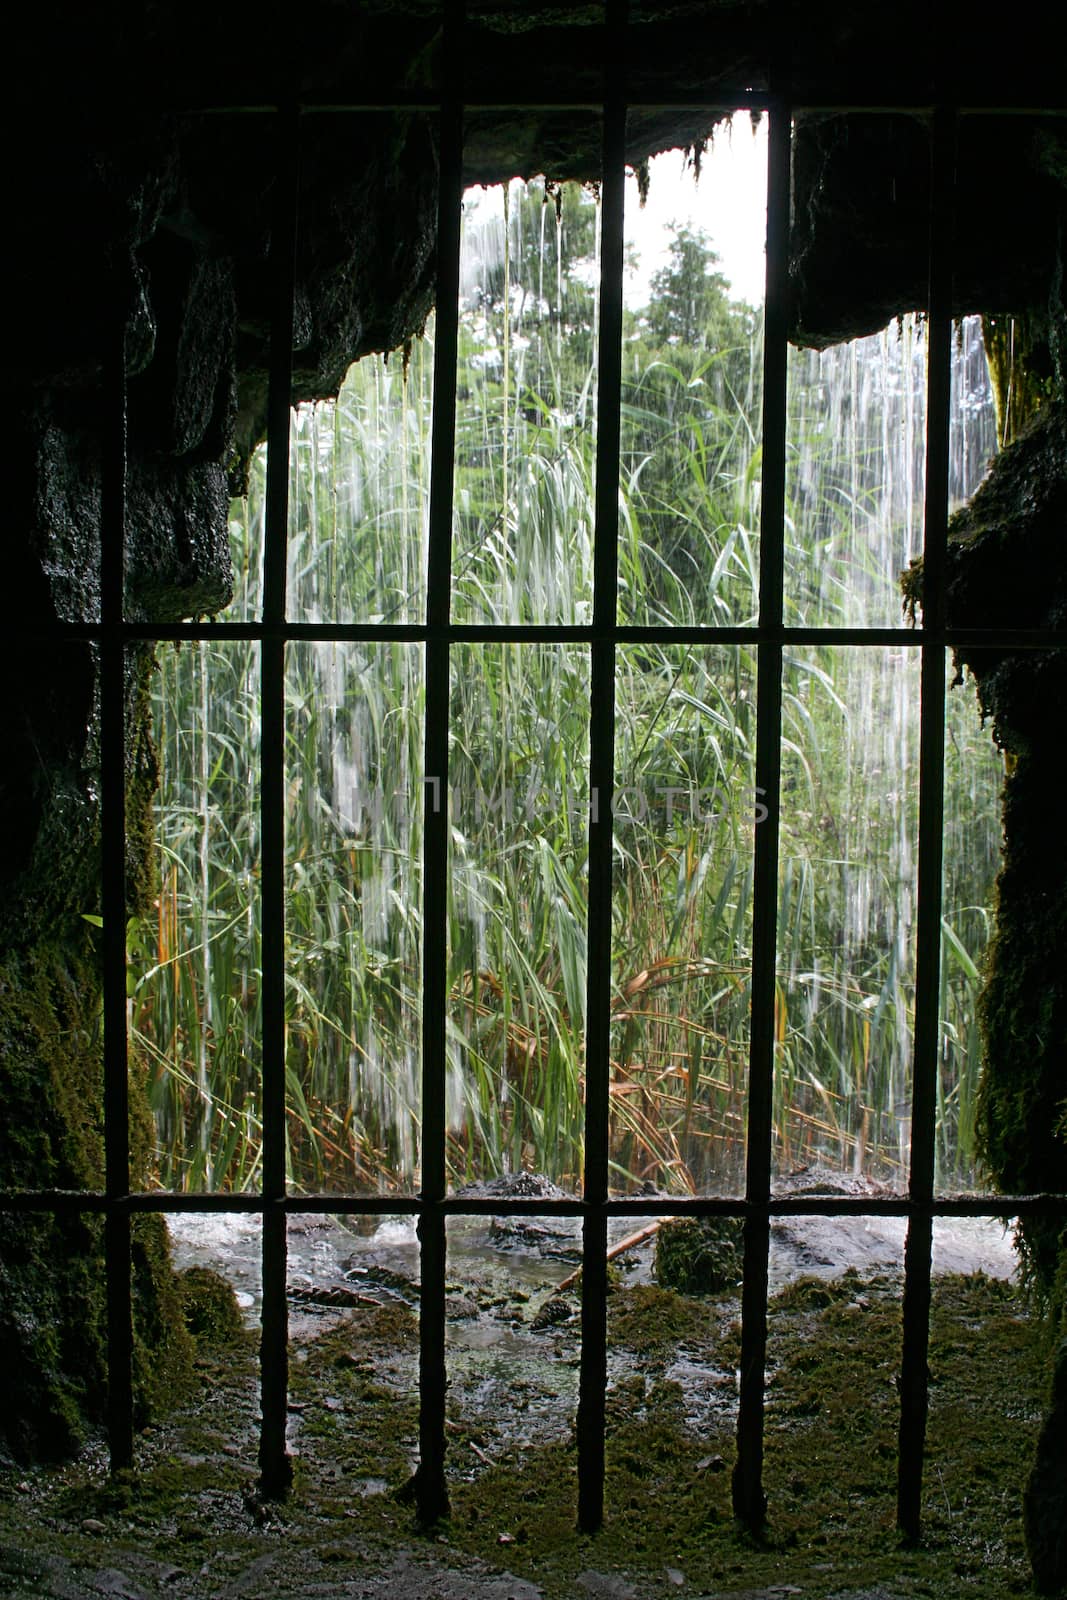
[
  {"xmin": 131, "ymin": 175, "xmax": 1001, "ymax": 1196},
  {"xmin": 133, "ymin": 637, "xmax": 262, "ymax": 1191}
]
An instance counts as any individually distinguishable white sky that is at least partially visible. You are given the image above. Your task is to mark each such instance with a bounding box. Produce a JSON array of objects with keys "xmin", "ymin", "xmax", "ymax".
[{"xmin": 624, "ymin": 111, "xmax": 768, "ymax": 309}]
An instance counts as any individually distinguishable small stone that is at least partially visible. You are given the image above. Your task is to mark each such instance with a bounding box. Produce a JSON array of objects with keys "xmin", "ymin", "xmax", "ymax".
[
  {"xmin": 222, "ymin": 1443, "xmax": 241, "ymax": 1457},
  {"xmin": 498, "ymin": 1531, "xmax": 516, "ymax": 1545},
  {"xmin": 15, "ymin": 1480, "xmax": 30, "ymax": 1494},
  {"xmin": 656, "ymin": 1216, "xmax": 743, "ymax": 1293},
  {"xmin": 696, "ymin": 1453, "xmax": 725, "ymax": 1473},
  {"xmin": 665, "ymin": 1568, "xmax": 685, "ymax": 1586},
  {"xmin": 82, "ymin": 1518, "xmax": 106, "ymax": 1534}
]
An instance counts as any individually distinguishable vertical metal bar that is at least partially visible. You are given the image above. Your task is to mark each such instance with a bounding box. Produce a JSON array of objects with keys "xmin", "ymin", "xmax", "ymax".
[
  {"xmin": 259, "ymin": 103, "xmax": 299, "ymax": 1499},
  {"xmin": 897, "ymin": 104, "xmax": 955, "ymax": 1543},
  {"xmin": 732, "ymin": 102, "xmax": 790, "ymax": 1531},
  {"xmin": 576, "ymin": 2, "xmax": 626, "ymax": 1536},
  {"xmin": 102, "ymin": 298, "xmax": 134, "ymax": 1476},
  {"xmin": 414, "ymin": 9, "xmax": 464, "ymax": 1524}
]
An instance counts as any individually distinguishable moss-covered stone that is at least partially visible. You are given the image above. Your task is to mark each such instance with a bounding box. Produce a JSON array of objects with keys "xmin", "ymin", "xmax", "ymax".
[
  {"xmin": 981, "ymin": 311, "xmax": 1054, "ymax": 446},
  {"xmin": 608, "ymin": 1281, "xmax": 714, "ymax": 1356},
  {"xmin": 975, "ymin": 739, "xmax": 1067, "ymax": 1288},
  {"xmin": 178, "ymin": 1266, "xmax": 245, "ymax": 1346},
  {"xmin": 0, "ymin": 658, "xmax": 195, "ymax": 1457},
  {"xmin": 771, "ymin": 1268, "xmax": 867, "ymax": 1313},
  {"xmin": 654, "ymin": 1216, "xmax": 744, "ymax": 1295},
  {"xmin": 0, "ymin": 943, "xmax": 105, "ymax": 1191}
]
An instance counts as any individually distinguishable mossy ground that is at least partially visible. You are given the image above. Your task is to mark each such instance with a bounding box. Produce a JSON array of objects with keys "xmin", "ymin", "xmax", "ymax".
[{"xmin": 0, "ymin": 1272, "xmax": 1054, "ymax": 1598}]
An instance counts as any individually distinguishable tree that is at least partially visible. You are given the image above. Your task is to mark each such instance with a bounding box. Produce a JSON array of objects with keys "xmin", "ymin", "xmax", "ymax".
[
  {"xmin": 645, "ymin": 223, "xmax": 733, "ymax": 350},
  {"xmin": 621, "ymin": 222, "xmax": 763, "ymax": 625}
]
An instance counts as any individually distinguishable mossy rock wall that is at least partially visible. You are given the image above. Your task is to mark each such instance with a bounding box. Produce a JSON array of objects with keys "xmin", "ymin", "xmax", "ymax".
[
  {"xmin": 938, "ymin": 407, "xmax": 1067, "ymax": 1285},
  {"xmin": 903, "ymin": 406, "xmax": 1067, "ymax": 1275},
  {"xmin": 0, "ymin": 943, "xmax": 195, "ymax": 1460},
  {"xmin": 976, "ymin": 746, "xmax": 1067, "ymax": 1283}
]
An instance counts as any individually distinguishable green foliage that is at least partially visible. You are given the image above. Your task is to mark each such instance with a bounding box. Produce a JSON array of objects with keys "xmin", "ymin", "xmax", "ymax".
[{"xmin": 452, "ymin": 178, "xmax": 597, "ymax": 625}]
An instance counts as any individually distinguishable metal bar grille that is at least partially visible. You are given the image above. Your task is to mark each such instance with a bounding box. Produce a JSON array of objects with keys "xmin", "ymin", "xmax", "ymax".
[
  {"xmin": 896, "ymin": 102, "xmax": 957, "ymax": 1541},
  {"xmin": 732, "ymin": 98, "xmax": 791, "ymax": 1530},
  {"xmin": 6, "ymin": 1190, "xmax": 1067, "ymax": 1220},
  {"xmin": 258, "ymin": 103, "xmax": 301, "ymax": 1498},
  {"xmin": 414, "ymin": 4, "xmax": 465, "ymax": 1517},
  {"xmin": 576, "ymin": 18, "xmax": 628, "ymax": 1526},
  {"xmin": 16, "ymin": 622, "xmax": 1067, "ymax": 648},
  {"xmin": 8, "ymin": 18, "xmax": 1067, "ymax": 1558},
  {"xmin": 102, "ymin": 305, "xmax": 134, "ymax": 1476}
]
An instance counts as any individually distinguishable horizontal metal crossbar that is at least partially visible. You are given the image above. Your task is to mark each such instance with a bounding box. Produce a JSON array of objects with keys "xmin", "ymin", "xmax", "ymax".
[
  {"xmin": 13, "ymin": 621, "xmax": 1067, "ymax": 649},
  {"xmin": 4, "ymin": 1190, "xmax": 1066, "ymax": 1219}
]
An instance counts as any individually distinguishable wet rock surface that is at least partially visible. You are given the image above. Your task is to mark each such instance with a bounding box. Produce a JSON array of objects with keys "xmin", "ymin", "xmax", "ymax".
[
  {"xmin": 790, "ymin": 115, "xmax": 1067, "ymax": 348},
  {"xmin": 169, "ymin": 1174, "xmax": 1018, "ymax": 1342}
]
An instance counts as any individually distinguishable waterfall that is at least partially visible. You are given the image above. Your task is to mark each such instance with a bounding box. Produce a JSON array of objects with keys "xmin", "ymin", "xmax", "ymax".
[{"xmin": 778, "ymin": 314, "xmax": 1000, "ymax": 1188}]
